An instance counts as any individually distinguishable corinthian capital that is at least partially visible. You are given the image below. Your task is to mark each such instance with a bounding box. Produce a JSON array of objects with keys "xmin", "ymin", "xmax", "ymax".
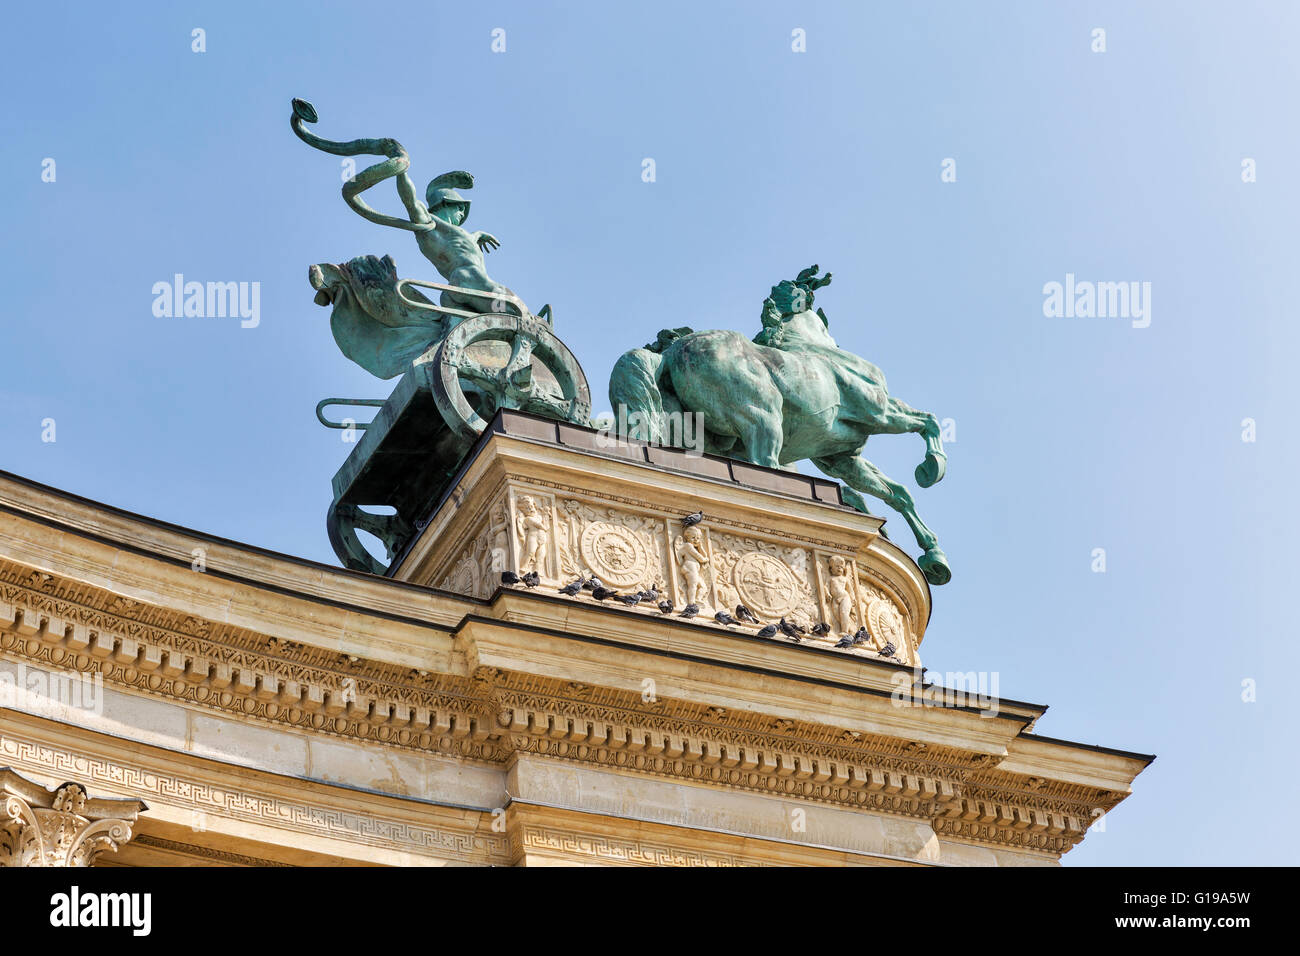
[{"xmin": 0, "ymin": 767, "xmax": 147, "ymax": 867}]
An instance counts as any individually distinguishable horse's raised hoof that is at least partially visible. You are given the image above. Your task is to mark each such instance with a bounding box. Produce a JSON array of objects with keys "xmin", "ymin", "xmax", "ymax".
[
  {"xmin": 919, "ymin": 547, "xmax": 951, "ymax": 586},
  {"xmin": 915, "ymin": 452, "xmax": 947, "ymax": 488}
]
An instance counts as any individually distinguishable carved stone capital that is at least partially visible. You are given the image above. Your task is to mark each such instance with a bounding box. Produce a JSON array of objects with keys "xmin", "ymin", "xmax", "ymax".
[{"xmin": 0, "ymin": 767, "xmax": 147, "ymax": 866}]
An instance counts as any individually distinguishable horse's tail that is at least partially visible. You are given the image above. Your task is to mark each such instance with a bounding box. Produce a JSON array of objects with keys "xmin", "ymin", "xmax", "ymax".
[{"xmin": 610, "ymin": 347, "xmax": 674, "ymax": 445}]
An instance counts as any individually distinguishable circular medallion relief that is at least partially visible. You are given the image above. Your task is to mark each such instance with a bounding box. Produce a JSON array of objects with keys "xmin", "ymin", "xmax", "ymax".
[
  {"xmin": 867, "ymin": 598, "xmax": 907, "ymax": 654},
  {"xmin": 579, "ymin": 523, "xmax": 649, "ymax": 587},
  {"xmin": 734, "ymin": 552, "xmax": 800, "ymax": 618},
  {"xmin": 447, "ymin": 557, "xmax": 477, "ymax": 597}
]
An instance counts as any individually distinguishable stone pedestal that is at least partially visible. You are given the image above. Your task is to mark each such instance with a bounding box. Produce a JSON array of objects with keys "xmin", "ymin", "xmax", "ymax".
[{"xmin": 395, "ymin": 411, "xmax": 928, "ymax": 667}]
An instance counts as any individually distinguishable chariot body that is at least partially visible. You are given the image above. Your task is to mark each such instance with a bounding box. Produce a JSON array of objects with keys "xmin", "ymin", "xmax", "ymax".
[{"xmin": 314, "ymin": 263, "xmax": 589, "ymax": 574}]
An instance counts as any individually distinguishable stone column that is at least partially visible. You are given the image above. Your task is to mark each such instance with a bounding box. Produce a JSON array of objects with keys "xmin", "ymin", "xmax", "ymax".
[{"xmin": 0, "ymin": 767, "xmax": 147, "ymax": 867}]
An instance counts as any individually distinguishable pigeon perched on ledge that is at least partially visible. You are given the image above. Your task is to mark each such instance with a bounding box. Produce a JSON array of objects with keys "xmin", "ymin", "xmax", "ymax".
[
  {"xmin": 778, "ymin": 618, "xmax": 804, "ymax": 638},
  {"xmin": 678, "ymin": 604, "xmax": 699, "ymax": 618},
  {"xmin": 501, "ymin": 571, "xmax": 520, "ymax": 585},
  {"xmin": 735, "ymin": 604, "xmax": 759, "ymax": 624},
  {"xmin": 617, "ymin": 593, "xmax": 641, "ymax": 606},
  {"xmin": 521, "ymin": 571, "xmax": 540, "ymax": 588},
  {"xmin": 682, "ymin": 510, "xmax": 704, "ymax": 527},
  {"xmin": 592, "ymin": 586, "xmax": 618, "ymax": 601},
  {"xmin": 756, "ymin": 624, "xmax": 778, "ymax": 638},
  {"xmin": 835, "ymin": 627, "xmax": 869, "ymax": 649},
  {"xmin": 657, "ymin": 600, "xmax": 674, "ymax": 614},
  {"xmin": 714, "ymin": 611, "xmax": 738, "ymax": 626},
  {"xmin": 559, "ymin": 578, "xmax": 583, "ymax": 596},
  {"xmin": 811, "ymin": 622, "xmax": 830, "ymax": 636},
  {"xmin": 879, "ymin": 641, "xmax": 896, "ymax": 657}
]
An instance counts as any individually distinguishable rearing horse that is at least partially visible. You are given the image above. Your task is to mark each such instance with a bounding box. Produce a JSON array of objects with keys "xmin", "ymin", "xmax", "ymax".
[{"xmin": 610, "ymin": 267, "xmax": 951, "ymax": 585}]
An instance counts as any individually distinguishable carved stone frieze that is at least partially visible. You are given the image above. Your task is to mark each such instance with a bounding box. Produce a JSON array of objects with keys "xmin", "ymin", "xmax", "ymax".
[
  {"xmin": 511, "ymin": 821, "xmax": 759, "ymax": 867},
  {"xmin": 512, "ymin": 492, "xmax": 554, "ymax": 579},
  {"xmin": 710, "ymin": 531, "xmax": 818, "ymax": 626},
  {"xmin": 438, "ymin": 496, "xmax": 511, "ymax": 599},
  {"xmin": 0, "ymin": 735, "xmax": 507, "ymax": 864},
  {"xmin": 820, "ymin": 554, "xmax": 859, "ymax": 636},
  {"xmin": 673, "ymin": 524, "xmax": 712, "ymax": 607},
  {"xmin": 859, "ymin": 580, "xmax": 917, "ymax": 666},
  {"xmin": 554, "ymin": 496, "xmax": 667, "ymax": 591},
  {"xmin": 421, "ymin": 476, "xmax": 928, "ymax": 667}
]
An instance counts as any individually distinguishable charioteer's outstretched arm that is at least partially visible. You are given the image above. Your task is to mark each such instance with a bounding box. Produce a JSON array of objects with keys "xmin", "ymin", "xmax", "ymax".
[{"xmin": 290, "ymin": 98, "xmax": 433, "ymax": 233}]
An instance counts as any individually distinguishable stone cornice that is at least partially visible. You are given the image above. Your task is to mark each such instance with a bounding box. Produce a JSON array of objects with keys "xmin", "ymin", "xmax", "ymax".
[
  {"xmin": 0, "ymin": 558, "xmax": 1140, "ymax": 857},
  {"xmin": 476, "ymin": 591, "xmax": 1050, "ymax": 726},
  {"xmin": 0, "ymin": 470, "xmax": 482, "ymax": 631}
]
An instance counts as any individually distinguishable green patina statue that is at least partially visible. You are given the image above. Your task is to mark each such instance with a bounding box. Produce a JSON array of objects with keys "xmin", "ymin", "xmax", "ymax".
[
  {"xmin": 291, "ymin": 98, "xmax": 552, "ymax": 380},
  {"xmin": 610, "ymin": 266, "xmax": 952, "ymax": 585},
  {"xmin": 290, "ymin": 99, "xmax": 945, "ymax": 584}
]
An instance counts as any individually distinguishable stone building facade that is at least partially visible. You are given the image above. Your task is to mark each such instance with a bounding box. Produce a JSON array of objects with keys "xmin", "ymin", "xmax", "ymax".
[{"xmin": 0, "ymin": 414, "xmax": 1151, "ymax": 866}]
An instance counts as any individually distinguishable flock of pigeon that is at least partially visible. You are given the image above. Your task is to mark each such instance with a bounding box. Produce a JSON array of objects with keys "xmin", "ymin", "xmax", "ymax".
[{"xmin": 498, "ymin": 511, "xmax": 899, "ymax": 659}]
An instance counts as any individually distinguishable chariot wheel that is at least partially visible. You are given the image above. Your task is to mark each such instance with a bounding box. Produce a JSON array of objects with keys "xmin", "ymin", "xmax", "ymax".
[{"xmin": 420, "ymin": 311, "xmax": 591, "ymax": 443}]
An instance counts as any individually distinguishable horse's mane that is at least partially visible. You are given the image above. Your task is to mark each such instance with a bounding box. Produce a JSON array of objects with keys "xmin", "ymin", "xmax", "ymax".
[{"xmin": 643, "ymin": 267, "xmax": 833, "ymax": 352}]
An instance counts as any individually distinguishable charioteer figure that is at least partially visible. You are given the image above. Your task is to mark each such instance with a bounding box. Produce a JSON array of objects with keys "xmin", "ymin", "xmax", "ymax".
[{"xmin": 290, "ymin": 98, "xmax": 551, "ymax": 380}]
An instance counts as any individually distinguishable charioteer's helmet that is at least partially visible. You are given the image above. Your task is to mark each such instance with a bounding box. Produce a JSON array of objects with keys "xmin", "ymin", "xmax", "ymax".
[{"xmin": 426, "ymin": 170, "xmax": 474, "ymax": 220}]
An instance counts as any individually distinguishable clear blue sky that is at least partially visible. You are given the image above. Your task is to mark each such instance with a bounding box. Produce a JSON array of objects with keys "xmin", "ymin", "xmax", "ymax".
[{"xmin": 2, "ymin": 1, "xmax": 1295, "ymax": 865}]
